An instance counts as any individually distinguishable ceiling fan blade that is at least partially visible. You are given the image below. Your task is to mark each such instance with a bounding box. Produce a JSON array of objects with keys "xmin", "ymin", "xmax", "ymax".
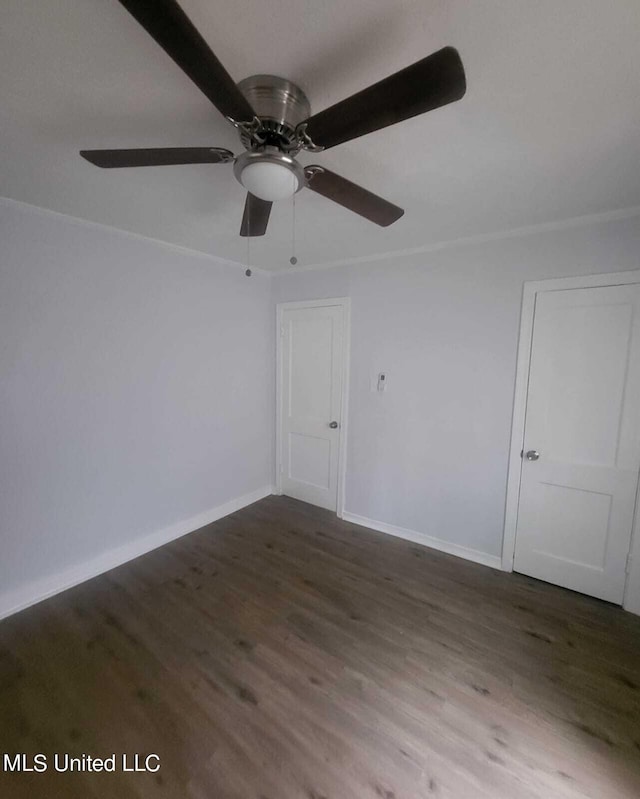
[
  {"xmin": 301, "ymin": 47, "xmax": 465, "ymax": 150},
  {"xmin": 117, "ymin": 0, "xmax": 255, "ymax": 122},
  {"xmin": 305, "ymin": 167, "xmax": 403, "ymax": 227},
  {"xmin": 80, "ymin": 147, "xmax": 234, "ymax": 168},
  {"xmin": 240, "ymin": 193, "xmax": 272, "ymax": 237}
]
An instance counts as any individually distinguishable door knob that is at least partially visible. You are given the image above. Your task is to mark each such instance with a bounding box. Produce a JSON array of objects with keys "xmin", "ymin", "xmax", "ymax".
[
  {"xmin": 525, "ymin": 450, "xmax": 540, "ymax": 461},
  {"xmin": 329, "ymin": 421, "xmax": 339, "ymax": 429}
]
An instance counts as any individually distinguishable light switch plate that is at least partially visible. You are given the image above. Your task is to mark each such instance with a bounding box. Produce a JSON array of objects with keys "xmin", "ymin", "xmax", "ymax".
[{"xmin": 371, "ymin": 371, "xmax": 388, "ymax": 392}]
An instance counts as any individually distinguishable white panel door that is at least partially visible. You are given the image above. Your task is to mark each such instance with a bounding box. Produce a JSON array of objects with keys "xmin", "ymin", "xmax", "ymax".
[
  {"xmin": 279, "ymin": 304, "xmax": 345, "ymax": 511},
  {"xmin": 514, "ymin": 284, "xmax": 640, "ymax": 603}
]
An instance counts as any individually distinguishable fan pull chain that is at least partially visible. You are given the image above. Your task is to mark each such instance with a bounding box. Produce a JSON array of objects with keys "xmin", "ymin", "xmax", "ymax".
[
  {"xmin": 290, "ymin": 176, "xmax": 298, "ymax": 266},
  {"xmin": 245, "ymin": 198, "xmax": 252, "ymax": 276}
]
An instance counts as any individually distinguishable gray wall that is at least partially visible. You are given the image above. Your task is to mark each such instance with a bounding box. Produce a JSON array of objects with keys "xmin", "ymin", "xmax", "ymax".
[
  {"xmin": 3, "ymin": 197, "xmax": 639, "ymax": 617},
  {"xmin": 272, "ymin": 214, "xmax": 640, "ymax": 559},
  {"xmin": 0, "ymin": 200, "xmax": 273, "ymax": 607}
]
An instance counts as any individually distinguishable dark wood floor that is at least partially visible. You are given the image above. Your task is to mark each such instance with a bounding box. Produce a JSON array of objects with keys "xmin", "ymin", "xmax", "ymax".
[{"xmin": 1, "ymin": 496, "xmax": 640, "ymax": 798}]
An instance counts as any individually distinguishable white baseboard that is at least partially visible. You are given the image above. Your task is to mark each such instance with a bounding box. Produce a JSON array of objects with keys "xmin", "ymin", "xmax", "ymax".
[
  {"xmin": 0, "ymin": 484, "xmax": 274, "ymax": 621},
  {"xmin": 341, "ymin": 511, "xmax": 503, "ymax": 570}
]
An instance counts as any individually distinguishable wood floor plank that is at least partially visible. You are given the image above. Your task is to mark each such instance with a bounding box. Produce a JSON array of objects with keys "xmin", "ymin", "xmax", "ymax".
[{"xmin": 1, "ymin": 495, "xmax": 640, "ymax": 798}]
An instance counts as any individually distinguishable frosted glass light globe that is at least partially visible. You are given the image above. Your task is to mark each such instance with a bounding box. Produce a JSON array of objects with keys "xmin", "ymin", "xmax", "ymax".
[{"xmin": 239, "ymin": 161, "xmax": 299, "ymax": 202}]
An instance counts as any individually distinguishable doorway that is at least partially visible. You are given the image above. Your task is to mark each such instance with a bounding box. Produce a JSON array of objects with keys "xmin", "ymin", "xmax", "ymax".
[{"xmin": 276, "ymin": 298, "xmax": 350, "ymax": 513}]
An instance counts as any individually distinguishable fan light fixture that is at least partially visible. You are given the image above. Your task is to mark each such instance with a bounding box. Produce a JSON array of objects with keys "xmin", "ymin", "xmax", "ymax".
[
  {"xmin": 240, "ymin": 162, "xmax": 298, "ymax": 201},
  {"xmin": 234, "ymin": 148, "xmax": 305, "ymax": 202}
]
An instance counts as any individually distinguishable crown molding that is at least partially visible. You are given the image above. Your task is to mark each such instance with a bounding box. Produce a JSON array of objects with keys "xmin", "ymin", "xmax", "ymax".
[
  {"xmin": 0, "ymin": 196, "xmax": 270, "ymax": 276},
  {"xmin": 4, "ymin": 195, "xmax": 639, "ymax": 278},
  {"xmin": 272, "ymin": 204, "xmax": 640, "ymax": 275}
]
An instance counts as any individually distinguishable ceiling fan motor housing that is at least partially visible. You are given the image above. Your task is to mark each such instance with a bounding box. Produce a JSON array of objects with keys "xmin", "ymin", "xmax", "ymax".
[{"xmin": 236, "ymin": 74, "xmax": 311, "ymax": 151}]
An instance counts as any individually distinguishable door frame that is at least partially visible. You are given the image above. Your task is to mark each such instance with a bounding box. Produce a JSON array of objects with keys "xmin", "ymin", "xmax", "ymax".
[
  {"xmin": 275, "ymin": 297, "xmax": 351, "ymax": 518},
  {"xmin": 502, "ymin": 269, "xmax": 640, "ymax": 614}
]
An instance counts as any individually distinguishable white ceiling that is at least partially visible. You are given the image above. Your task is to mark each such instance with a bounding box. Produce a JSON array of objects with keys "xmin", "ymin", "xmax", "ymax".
[{"xmin": 2, "ymin": 0, "xmax": 640, "ymax": 271}]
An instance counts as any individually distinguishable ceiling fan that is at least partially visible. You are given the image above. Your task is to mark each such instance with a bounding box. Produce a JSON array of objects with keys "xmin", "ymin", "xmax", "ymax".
[{"xmin": 80, "ymin": 0, "xmax": 466, "ymax": 237}]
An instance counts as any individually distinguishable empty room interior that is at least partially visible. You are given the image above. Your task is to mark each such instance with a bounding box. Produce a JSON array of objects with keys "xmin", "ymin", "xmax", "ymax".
[{"xmin": 2, "ymin": 1, "xmax": 640, "ymax": 797}]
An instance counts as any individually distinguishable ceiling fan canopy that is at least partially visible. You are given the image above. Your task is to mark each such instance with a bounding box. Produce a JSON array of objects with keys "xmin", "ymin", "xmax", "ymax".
[{"xmin": 80, "ymin": 0, "xmax": 467, "ymax": 238}]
